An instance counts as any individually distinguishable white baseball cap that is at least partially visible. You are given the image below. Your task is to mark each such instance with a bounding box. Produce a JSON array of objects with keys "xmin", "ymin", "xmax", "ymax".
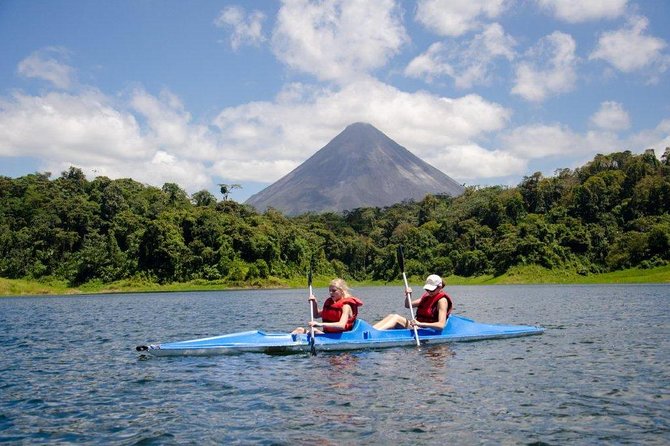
[{"xmin": 423, "ymin": 274, "xmax": 443, "ymax": 291}]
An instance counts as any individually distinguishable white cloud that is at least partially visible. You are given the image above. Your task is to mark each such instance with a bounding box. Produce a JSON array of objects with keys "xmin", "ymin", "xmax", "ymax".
[
  {"xmin": 210, "ymin": 159, "xmax": 300, "ymax": 183},
  {"xmin": 537, "ymin": 0, "xmax": 627, "ymax": 23},
  {"xmin": 271, "ymin": 0, "xmax": 408, "ymax": 82},
  {"xmin": 496, "ymin": 116, "xmax": 670, "ymax": 180},
  {"xmin": 626, "ymin": 118, "xmax": 670, "ymax": 153},
  {"xmin": 511, "ymin": 31, "xmax": 578, "ymax": 102},
  {"xmin": 590, "ymin": 16, "xmax": 667, "ymax": 74},
  {"xmin": 0, "ymin": 90, "xmax": 146, "ymax": 162},
  {"xmin": 405, "ymin": 42, "xmax": 453, "ymax": 83},
  {"xmin": 431, "ymin": 144, "xmax": 527, "ymax": 180},
  {"xmin": 590, "ymin": 101, "xmax": 630, "ymax": 131},
  {"xmin": 405, "ymin": 23, "xmax": 516, "ymax": 88},
  {"xmin": 143, "ymin": 151, "xmax": 211, "ymax": 190},
  {"xmin": 214, "ymin": 5, "xmax": 266, "ymax": 50},
  {"xmin": 211, "ymin": 78, "xmax": 512, "ymax": 182},
  {"xmin": 17, "ymin": 48, "xmax": 75, "ymax": 89},
  {"xmin": 0, "ymin": 72, "xmax": 513, "ymax": 191},
  {"xmin": 129, "ymin": 89, "xmax": 219, "ymax": 160},
  {"xmin": 415, "ymin": 0, "xmax": 506, "ymax": 37},
  {"xmin": 501, "ymin": 122, "xmax": 625, "ymax": 161},
  {"xmin": 0, "ymin": 88, "xmax": 217, "ymax": 191},
  {"xmin": 502, "ymin": 123, "xmax": 582, "ymax": 157}
]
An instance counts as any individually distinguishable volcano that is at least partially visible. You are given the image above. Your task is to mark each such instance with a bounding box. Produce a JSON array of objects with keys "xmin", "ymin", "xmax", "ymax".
[{"xmin": 245, "ymin": 122, "xmax": 465, "ymax": 215}]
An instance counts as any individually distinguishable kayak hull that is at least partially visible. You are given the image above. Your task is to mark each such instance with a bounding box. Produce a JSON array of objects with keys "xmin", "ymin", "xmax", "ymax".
[{"xmin": 138, "ymin": 315, "xmax": 544, "ymax": 357}]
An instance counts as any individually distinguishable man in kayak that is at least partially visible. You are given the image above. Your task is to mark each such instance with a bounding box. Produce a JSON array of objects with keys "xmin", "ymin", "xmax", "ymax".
[
  {"xmin": 292, "ymin": 278, "xmax": 364, "ymax": 334},
  {"xmin": 373, "ymin": 274, "xmax": 452, "ymax": 331}
]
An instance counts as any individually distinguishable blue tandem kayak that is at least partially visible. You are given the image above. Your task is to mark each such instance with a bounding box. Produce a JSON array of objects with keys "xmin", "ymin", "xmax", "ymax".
[{"xmin": 136, "ymin": 315, "xmax": 544, "ymax": 356}]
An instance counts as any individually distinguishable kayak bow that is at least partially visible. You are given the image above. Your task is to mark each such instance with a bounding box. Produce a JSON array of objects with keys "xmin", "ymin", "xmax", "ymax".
[{"xmin": 136, "ymin": 315, "xmax": 544, "ymax": 356}]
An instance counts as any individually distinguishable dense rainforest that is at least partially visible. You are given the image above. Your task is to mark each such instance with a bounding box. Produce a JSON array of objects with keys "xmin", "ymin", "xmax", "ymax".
[{"xmin": 1, "ymin": 149, "xmax": 669, "ymax": 287}]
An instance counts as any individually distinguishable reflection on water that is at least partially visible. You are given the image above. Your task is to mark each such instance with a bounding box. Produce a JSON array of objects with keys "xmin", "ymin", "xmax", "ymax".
[
  {"xmin": 0, "ymin": 285, "xmax": 668, "ymax": 444},
  {"xmin": 323, "ymin": 352, "xmax": 360, "ymax": 390},
  {"xmin": 423, "ymin": 343, "xmax": 455, "ymax": 361},
  {"xmin": 422, "ymin": 344, "xmax": 455, "ymax": 380}
]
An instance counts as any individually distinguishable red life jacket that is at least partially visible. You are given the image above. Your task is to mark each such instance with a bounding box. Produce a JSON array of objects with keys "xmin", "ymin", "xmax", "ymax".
[
  {"xmin": 415, "ymin": 290, "xmax": 453, "ymax": 323},
  {"xmin": 321, "ymin": 296, "xmax": 364, "ymax": 333}
]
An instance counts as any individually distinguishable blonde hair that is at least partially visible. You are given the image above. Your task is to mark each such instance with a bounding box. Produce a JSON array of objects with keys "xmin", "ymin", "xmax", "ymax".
[{"xmin": 329, "ymin": 278, "xmax": 352, "ymax": 297}]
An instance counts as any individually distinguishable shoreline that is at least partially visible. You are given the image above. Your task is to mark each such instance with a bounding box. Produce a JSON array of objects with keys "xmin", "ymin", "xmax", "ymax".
[{"xmin": 1, "ymin": 264, "xmax": 668, "ymax": 297}]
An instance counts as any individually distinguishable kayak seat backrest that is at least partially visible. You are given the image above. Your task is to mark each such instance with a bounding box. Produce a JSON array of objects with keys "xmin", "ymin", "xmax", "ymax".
[
  {"xmin": 319, "ymin": 319, "xmax": 371, "ymax": 339},
  {"xmin": 351, "ymin": 319, "xmax": 374, "ymax": 331}
]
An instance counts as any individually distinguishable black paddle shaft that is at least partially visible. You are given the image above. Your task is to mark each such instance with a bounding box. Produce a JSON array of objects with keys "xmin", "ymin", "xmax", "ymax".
[
  {"xmin": 396, "ymin": 245, "xmax": 405, "ymax": 272},
  {"xmin": 308, "ymin": 255, "xmax": 316, "ymax": 356},
  {"xmin": 397, "ymin": 244, "xmax": 421, "ymax": 346}
]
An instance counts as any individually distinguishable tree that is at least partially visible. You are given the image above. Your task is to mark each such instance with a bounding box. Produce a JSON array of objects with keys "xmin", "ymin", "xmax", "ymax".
[
  {"xmin": 191, "ymin": 190, "xmax": 217, "ymax": 207},
  {"xmin": 161, "ymin": 183, "xmax": 190, "ymax": 208},
  {"xmin": 218, "ymin": 183, "xmax": 241, "ymax": 201},
  {"xmin": 628, "ymin": 176, "xmax": 670, "ymax": 216},
  {"xmin": 519, "ymin": 172, "xmax": 544, "ymax": 213},
  {"xmin": 138, "ymin": 217, "xmax": 190, "ymax": 282},
  {"xmin": 1, "ymin": 150, "xmax": 668, "ymax": 286},
  {"xmin": 571, "ymin": 171, "xmax": 624, "ymax": 222},
  {"xmin": 661, "ymin": 147, "xmax": 670, "ymax": 166}
]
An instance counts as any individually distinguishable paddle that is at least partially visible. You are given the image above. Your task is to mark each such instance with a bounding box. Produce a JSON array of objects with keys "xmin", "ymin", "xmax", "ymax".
[
  {"xmin": 307, "ymin": 257, "xmax": 317, "ymax": 356},
  {"xmin": 397, "ymin": 245, "xmax": 420, "ymax": 347}
]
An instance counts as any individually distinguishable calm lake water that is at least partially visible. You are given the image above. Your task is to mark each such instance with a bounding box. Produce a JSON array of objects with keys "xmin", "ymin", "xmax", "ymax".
[{"xmin": 1, "ymin": 284, "xmax": 668, "ymax": 445}]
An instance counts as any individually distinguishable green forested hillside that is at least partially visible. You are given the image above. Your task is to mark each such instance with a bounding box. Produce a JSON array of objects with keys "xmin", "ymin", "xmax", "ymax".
[{"xmin": 1, "ymin": 149, "xmax": 669, "ymax": 288}]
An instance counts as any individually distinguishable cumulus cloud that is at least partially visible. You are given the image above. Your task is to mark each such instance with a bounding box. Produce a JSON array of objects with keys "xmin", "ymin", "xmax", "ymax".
[
  {"xmin": 405, "ymin": 23, "xmax": 516, "ymax": 88},
  {"xmin": 214, "ymin": 5, "xmax": 266, "ymax": 50},
  {"xmin": 0, "ymin": 90, "xmax": 146, "ymax": 162},
  {"xmin": 431, "ymin": 144, "xmax": 527, "ymax": 180},
  {"xmin": 404, "ymin": 43, "xmax": 451, "ymax": 83},
  {"xmin": 0, "ymin": 71, "xmax": 513, "ymax": 190},
  {"xmin": 0, "ymin": 88, "xmax": 215, "ymax": 191},
  {"xmin": 511, "ymin": 31, "xmax": 578, "ymax": 102},
  {"xmin": 590, "ymin": 15, "xmax": 668, "ymax": 75},
  {"xmin": 500, "ymin": 122, "xmax": 626, "ymax": 163},
  {"xmin": 590, "ymin": 101, "xmax": 630, "ymax": 131},
  {"xmin": 502, "ymin": 123, "xmax": 583, "ymax": 158},
  {"xmin": 17, "ymin": 47, "xmax": 75, "ymax": 89},
  {"xmin": 129, "ymin": 89, "xmax": 219, "ymax": 161},
  {"xmin": 536, "ymin": 0, "xmax": 627, "ymax": 23},
  {"xmin": 626, "ymin": 118, "xmax": 670, "ymax": 153},
  {"xmin": 497, "ymin": 115, "xmax": 670, "ymax": 180},
  {"xmin": 271, "ymin": 0, "xmax": 408, "ymax": 82},
  {"xmin": 4, "ymin": 2, "xmax": 670, "ymax": 199},
  {"xmin": 211, "ymin": 78, "xmax": 512, "ymax": 182},
  {"xmin": 415, "ymin": 0, "xmax": 506, "ymax": 37}
]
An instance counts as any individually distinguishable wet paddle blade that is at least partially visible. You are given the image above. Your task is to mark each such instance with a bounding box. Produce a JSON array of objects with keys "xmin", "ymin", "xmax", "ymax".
[{"xmin": 396, "ymin": 245, "xmax": 405, "ymax": 272}]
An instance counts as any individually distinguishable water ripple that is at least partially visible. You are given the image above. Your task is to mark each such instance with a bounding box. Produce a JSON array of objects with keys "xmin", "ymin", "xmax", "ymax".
[{"xmin": 0, "ymin": 285, "xmax": 668, "ymax": 444}]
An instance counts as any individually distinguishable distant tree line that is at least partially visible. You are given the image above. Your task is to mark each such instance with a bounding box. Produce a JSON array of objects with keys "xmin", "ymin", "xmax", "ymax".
[{"xmin": 1, "ymin": 149, "xmax": 669, "ymax": 286}]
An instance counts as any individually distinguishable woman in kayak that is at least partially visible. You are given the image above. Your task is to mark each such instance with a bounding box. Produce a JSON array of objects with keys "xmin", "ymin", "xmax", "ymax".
[
  {"xmin": 292, "ymin": 278, "xmax": 364, "ymax": 334},
  {"xmin": 373, "ymin": 274, "xmax": 452, "ymax": 331}
]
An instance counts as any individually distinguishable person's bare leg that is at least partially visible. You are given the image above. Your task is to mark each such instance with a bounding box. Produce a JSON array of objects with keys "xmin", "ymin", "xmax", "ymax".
[
  {"xmin": 373, "ymin": 314, "xmax": 408, "ymax": 330},
  {"xmin": 291, "ymin": 327, "xmax": 324, "ymax": 334}
]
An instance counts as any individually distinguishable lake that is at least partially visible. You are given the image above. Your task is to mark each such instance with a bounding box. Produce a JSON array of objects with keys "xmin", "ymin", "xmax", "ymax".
[{"xmin": 1, "ymin": 284, "xmax": 668, "ymax": 445}]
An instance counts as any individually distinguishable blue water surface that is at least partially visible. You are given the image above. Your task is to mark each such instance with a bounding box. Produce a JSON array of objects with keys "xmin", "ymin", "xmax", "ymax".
[{"xmin": 1, "ymin": 284, "xmax": 668, "ymax": 445}]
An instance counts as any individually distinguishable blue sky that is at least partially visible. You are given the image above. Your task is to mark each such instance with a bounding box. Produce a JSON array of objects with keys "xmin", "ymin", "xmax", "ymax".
[{"xmin": 1, "ymin": 0, "xmax": 669, "ymax": 202}]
